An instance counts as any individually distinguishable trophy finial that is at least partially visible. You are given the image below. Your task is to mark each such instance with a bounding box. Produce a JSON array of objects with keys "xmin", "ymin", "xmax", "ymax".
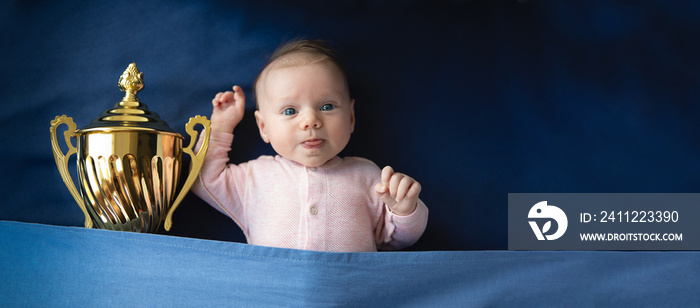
[
  {"xmin": 80, "ymin": 62, "xmax": 175, "ymax": 132},
  {"xmin": 118, "ymin": 63, "xmax": 144, "ymax": 103}
]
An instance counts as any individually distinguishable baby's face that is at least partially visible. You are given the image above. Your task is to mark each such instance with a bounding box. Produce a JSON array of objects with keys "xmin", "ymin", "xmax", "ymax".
[{"xmin": 254, "ymin": 60, "xmax": 355, "ymax": 167}]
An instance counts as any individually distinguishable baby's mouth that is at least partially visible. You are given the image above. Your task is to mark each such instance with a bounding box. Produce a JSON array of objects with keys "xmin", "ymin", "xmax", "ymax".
[{"xmin": 302, "ymin": 138, "xmax": 325, "ymax": 149}]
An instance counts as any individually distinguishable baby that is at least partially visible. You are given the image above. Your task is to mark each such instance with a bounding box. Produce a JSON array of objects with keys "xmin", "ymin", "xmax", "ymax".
[{"xmin": 192, "ymin": 39, "xmax": 428, "ymax": 252}]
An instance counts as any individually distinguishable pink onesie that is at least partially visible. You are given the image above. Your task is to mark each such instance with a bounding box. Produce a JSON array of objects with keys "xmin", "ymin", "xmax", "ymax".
[{"xmin": 192, "ymin": 132, "xmax": 429, "ymax": 252}]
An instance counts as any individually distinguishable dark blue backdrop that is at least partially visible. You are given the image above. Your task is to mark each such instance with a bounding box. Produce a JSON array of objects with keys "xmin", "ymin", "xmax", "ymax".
[{"xmin": 1, "ymin": 0, "xmax": 699, "ymax": 250}]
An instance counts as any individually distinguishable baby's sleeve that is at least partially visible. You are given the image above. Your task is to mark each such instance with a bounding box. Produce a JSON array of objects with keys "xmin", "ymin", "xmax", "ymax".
[
  {"xmin": 377, "ymin": 199, "xmax": 429, "ymax": 250},
  {"xmin": 191, "ymin": 131, "xmax": 248, "ymax": 230}
]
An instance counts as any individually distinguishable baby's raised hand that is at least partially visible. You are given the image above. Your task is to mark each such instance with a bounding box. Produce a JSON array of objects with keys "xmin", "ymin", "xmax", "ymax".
[
  {"xmin": 374, "ymin": 166, "xmax": 421, "ymax": 216},
  {"xmin": 210, "ymin": 85, "xmax": 246, "ymax": 133}
]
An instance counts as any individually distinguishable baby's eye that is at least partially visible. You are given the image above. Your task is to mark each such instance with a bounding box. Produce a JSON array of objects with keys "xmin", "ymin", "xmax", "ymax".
[
  {"xmin": 320, "ymin": 104, "xmax": 335, "ymax": 111},
  {"xmin": 282, "ymin": 108, "xmax": 298, "ymax": 116}
]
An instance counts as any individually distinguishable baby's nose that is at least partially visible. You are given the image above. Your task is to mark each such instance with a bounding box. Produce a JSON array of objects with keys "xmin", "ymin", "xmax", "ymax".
[{"xmin": 301, "ymin": 112, "xmax": 322, "ymax": 129}]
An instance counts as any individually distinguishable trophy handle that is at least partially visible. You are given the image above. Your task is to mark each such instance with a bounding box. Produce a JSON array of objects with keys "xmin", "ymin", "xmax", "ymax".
[
  {"xmin": 164, "ymin": 115, "xmax": 211, "ymax": 231},
  {"xmin": 50, "ymin": 115, "xmax": 93, "ymax": 228}
]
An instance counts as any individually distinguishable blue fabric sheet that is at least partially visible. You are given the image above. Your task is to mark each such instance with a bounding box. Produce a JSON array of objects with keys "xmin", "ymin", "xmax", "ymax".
[{"xmin": 1, "ymin": 221, "xmax": 699, "ymax": 306}]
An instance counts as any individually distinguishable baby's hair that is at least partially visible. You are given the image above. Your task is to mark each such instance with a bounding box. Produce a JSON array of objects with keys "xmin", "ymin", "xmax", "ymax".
[{"xmin": 253, "ymin": 39, "xmax": 349, "ymax": 109}]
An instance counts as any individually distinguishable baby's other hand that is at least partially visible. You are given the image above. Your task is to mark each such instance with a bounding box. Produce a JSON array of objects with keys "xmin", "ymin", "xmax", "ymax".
[
  {"xmin": 374, "ymin": 166, "xmax": 421, "ymax": 216},
  {"xmin": 211, "ymin": 85, "xmax": 246, "ymax": 133}
]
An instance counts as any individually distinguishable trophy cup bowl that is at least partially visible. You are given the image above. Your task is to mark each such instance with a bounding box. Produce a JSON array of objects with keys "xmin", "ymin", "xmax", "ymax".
[{"xmin": 49, "ymin": 63, "xmax": 210, "ymax": 232}]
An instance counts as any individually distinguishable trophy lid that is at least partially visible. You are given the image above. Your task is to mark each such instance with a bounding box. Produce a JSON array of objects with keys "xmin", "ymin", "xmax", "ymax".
[{"xmin": 77, "ymin": 63, "xmax": 177, "ymax": 134}]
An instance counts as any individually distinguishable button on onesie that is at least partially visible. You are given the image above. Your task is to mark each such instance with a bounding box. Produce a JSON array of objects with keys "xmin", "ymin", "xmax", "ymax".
[{"xmin": 300, "ymin": 165, "xmax": 327, "ymax": 250}]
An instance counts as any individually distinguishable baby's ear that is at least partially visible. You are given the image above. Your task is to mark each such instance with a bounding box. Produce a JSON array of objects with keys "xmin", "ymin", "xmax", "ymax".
[
  {"xmin": 350, "ymin": 98, "xmax": 356, "ymax": 133},
  {"xmin": 254, "ymin": 110, "xmax": 270, "ymax": 143}
]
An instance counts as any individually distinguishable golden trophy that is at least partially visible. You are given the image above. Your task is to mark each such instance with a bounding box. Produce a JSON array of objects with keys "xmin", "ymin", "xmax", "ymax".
[{"xmin": 49, "ymin": 63, "xmax": 211, "ymax": 232}]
